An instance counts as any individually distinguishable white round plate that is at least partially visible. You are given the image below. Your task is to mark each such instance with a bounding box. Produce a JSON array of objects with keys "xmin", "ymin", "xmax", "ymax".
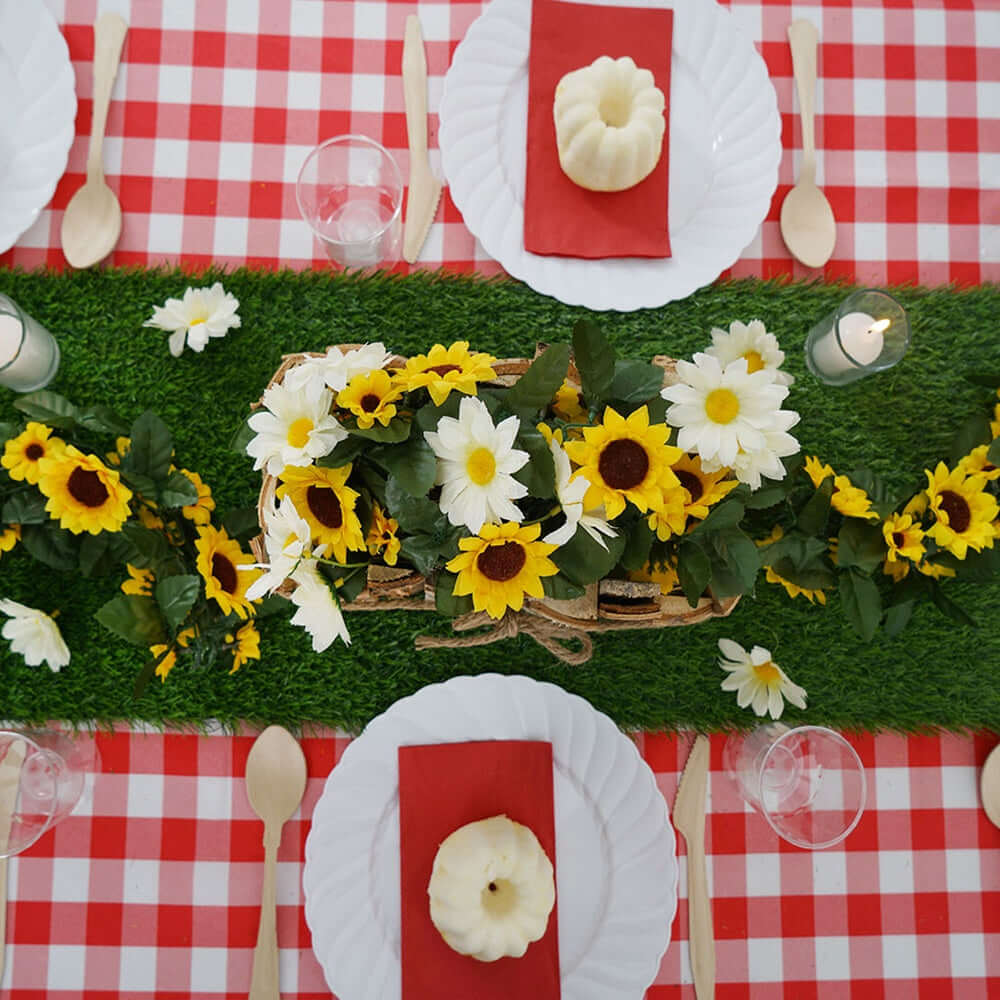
[
  {"xmin": 304, "ymin": 673, "xmax": 677, "ymax": 1000},
  {"xmin": 439, "ymin": 0, "xmax": 780, "ymax": 311},
  {"xmin": 0, "ymin": 1, "xmax": 77, "ymax": 254}
]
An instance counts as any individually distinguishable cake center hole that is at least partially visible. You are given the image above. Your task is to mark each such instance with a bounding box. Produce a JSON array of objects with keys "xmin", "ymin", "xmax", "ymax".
[{"xmin": 480, "ymin": 878, "xmax": 517, "ymax": 917}]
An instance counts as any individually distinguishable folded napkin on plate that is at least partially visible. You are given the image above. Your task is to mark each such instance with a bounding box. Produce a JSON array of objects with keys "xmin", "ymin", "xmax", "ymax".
[
  {"xmin": 398, "ymin": 740, "xmax": 560, "ymax": 999},
  {"xmin": 524, "ymin": 0, "xmax": 673, "ymax": 259}
]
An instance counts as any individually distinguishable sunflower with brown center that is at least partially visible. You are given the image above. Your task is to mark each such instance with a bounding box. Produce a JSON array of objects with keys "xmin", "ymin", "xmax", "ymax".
[
  {"xmin": 194, "ymin": 525, "xmax": 261, "ymax": 619},
  {"xmin": 2, "ymin": 422, "xmax": 65, "ymax": 484},
  {"xmin": 397, "ymin": 341, "xmax": 498, "ymax": 406},
  {"xmin": 366, "ymin": 503, "xmax": 400, "ymax": 566},
  {"xmin": 882, "ymin": 512, "xmax": 925, "ymax": 564},
  {"xmin": 276, "ymin": 464, "xmax": 366, "ymax": 563},
  {"xmin": 338, "ymin": 370, "xmax": 404, "ymax": 429},
  {"xmin": 446, "ymin": 521, "xmax": 558, "ymax": 620},
  {"xmin": 564, "ymin": 406, "xmax": 681, "ymax": 519},
  {"xmin": 924, "ymin": 461, "xmax": 998, "ymax": 559},
  {"xmin": 670, "ymin": 452, "xmax": 739, "ymax": 520},
  {"xmin": 958, "ymin": 444, "xmax": 1000, "ymax": 482},
  {"xmin": 36, "ymin": 445, "xmax": 133, "ymax": 535}
]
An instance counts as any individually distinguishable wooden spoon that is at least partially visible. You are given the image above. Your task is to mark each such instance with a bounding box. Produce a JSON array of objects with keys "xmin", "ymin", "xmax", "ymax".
[
  {"xmin": 779, "ymin": 19, "xmax": 836, "ymax": 269},
  {"xmin": 60, "ymin": 12, "xmax": 128, "ymax": 269},
  {"xmin": 982, "ymin": 743, "xmax": 1000, "ymax": 829},
  {"xmin": 245, "ymin": 726, "xmax": 307, "ymax": 1000}
]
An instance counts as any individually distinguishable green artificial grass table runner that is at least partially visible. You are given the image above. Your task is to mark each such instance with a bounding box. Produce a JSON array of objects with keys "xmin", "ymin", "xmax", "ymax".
[{"xmin": 1, "ymin": 268, "xmax": 998, "ymax": 734}]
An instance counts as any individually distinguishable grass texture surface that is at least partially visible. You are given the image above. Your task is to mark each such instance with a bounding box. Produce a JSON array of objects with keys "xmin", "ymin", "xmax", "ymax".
[{"xmin": 0, "ymin": 268, "xmax": 998, "ymax": 735}]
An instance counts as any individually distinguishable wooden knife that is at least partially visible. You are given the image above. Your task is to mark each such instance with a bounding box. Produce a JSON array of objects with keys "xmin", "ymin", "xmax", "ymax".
[
  {"xmin": 673, "ymin": 734, "xmax": 715, "ymax": 999},
  {"xmin": 402, "ymin": 14, "xmax": 442, "ymax": 264}
]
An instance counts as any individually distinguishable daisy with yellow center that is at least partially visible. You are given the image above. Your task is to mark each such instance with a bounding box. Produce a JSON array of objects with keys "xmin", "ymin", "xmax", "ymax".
[
  {"xmin": 226, "ymin": 622, "xmax": 261, "ymax": 674},
  {"xmin": 0, "ymin": 524, "xmax": 20, "ymax": 558},
  {"xmin": 367, "ymin": 504, "xmax": 400, "ymax": 566},
  {"xmin": 552, "ymin": 380, "xmax": 588, "ymax": 423},
  {"xmin": 1, "ymin": 423, "xmax": 65, "ymax": 484},
  {"xmin": 882, "ymin": 512, "xmax": 925, "ymax": 564},
  {"xmin": 337, "ymin": 370, "xmax": 404, "ymax": 429},
  {"xmin": 121, "ymin": 563, "xmax": 154, "ymax": 596},
  {"xmin": 275, "ymin": 464, "xmax": 366, "ymax": 564},
  {"xmin": 629, "ymin": 559, "xmax": 679, "ymax": 595},
  {"xmin": 670, "ymin": 452, "xmax": 739, "ymax": 520},
  {"xmin": 764, "ymin": 564, "xmax": 827, "ymax": 604},
  {"xmin": 446, "ymin": 521, "xmax": 559, "ymax": 620},
  {"xmin": 958, "ymin": 444, "xmax": 1000, "ymax": 482},
  {"xmin": 925, "ymin": 461, "xmax": 998, "ymax": 559},
  {"xmin": 150, "ymin": 626, "xmax": 198, "ymax": 683},
  {"xmin": 194, "ymin": 525, "xmax": 261, "ymax": 620},
  {"xmin": 564, "ymin": 406, "xmax": 681, "ymax": 519},
  {"xmin": 397, "ymin": 341, "xmax": 498, "ymax": 406},
  {"xmin": 704, "ymin": 319, "xmax": 794, "ymax": 386},
  {"xmin": 718, "ymin": 638, "xmax": 807, "ymax": 719},
  {"xmin": 143, "ymin": 282, "xmax": 240, "ymax": 357},
  {"xmin": 37, "ymin": 445, "xmax": 133, "ymax": 535}
]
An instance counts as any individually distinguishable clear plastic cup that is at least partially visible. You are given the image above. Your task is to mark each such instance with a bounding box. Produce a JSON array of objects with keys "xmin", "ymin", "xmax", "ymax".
[
  {"xmin": 295, "ymin": 134, "xmax": 404, "ymax": 270},
  {"xmin": 723, "ymin": 724, "xmax": 866, "ymax": 849},
  {"xmin": 0, "ymin": 294, "xmax": 60, "ymax": 392}
]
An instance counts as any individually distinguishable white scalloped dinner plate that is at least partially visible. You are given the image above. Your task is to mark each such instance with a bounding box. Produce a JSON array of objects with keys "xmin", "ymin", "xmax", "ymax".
[
  {"xmin": 439, "ymin": 0, "xmax": 780, "ymax": 311},
  {"xmin": 304, "ymin": 674, "xmax": 677, "ymax": 1000},
  {"xmin": 0, "ymin": 1, "xmax": 77, "ymax": 254}
]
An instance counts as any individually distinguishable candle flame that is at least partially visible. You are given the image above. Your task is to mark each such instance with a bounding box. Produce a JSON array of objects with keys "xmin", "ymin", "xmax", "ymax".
[{"xmin": 868, "ymin": 318, "xmax": 891, "ymax": 335}]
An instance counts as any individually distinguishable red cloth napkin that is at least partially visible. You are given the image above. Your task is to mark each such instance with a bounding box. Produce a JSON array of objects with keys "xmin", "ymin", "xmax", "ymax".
[
  {"xmin": 524, "ymin": 0, "xmax": 673, "ymax": 258},
  {"xmin": 398, "ymin": 740, "xmax": 560, "ymax": 1000}
]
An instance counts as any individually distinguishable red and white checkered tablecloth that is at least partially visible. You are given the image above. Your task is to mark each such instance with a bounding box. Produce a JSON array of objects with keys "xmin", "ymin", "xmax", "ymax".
[
  {"xmin": 0, "ymin": 0, "xmax": 997, "ymax": 285},
  {"xmin": 2, "ymin": 726, "xmax": 998, "ymax": 998}
]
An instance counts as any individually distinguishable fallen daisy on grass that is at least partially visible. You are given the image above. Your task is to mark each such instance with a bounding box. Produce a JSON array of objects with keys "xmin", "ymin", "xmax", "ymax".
[
  {"xmin": 717, "ymin": 638, "xmax": 807, "ymax": 720},
  {"xmin": 0, "ymin": 599, "xmax": 71, "ymax": 672},
  {"xmin": 143, "ymin": 282, "xmax": 241, "ymax": 357}
]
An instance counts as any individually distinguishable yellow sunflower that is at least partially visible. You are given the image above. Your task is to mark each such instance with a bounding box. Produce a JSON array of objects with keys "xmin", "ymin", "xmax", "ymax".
[
  {"xmin": 195, "ymin": 525, "xmax": 261, "ymax": 619},
  {"xmin": 630, "ymin": 559, "xmax": 679, "ymax": 595},
  {"xmin": 764, "ymin": 564, "xmax": 827, "ymax": 605},
  {"xmin": 121, "ymin": 563, "xmax": 154, "ymax": 596},
  {"xmin": 366, "ymin": 503, "xmax": 400, "ymax": 566},
  {"xmin": 647, "ymin": 484, "xmax": 688, "ymax": 541},
  {"xmin": 958, "ymin": 444, "xmax": 1000, "ymax": 482},
  {"xmin": 804, "ymin": 456, "xmax": 834, "ymax": 487},
  {"xmin": 804, "ymin": 456, "xmax": 878, "ymax": 520},
  {"xmin": 37, "ymin": 445, "xmax": 133, "ymax": 535},
  {"xmin": 552, "ymin": 380, "xmax": 588, "ymax": 423},
  {"xmin": 397, "ymin": 341, "xmax": 497, "ymax": 406},
  {"xmin": 446, "ymin": 521, "xmax": 558, "ymax": 620},
  {"xmin": 151, "ymin": 626, "xmax": 198, "ymax": 683},
  {"xmin": 226, "ymin": 621, "xmax": 261, "ymax": 674},
  {"xmin": 0, "ymin": 524, "xmax": 21, "ymax": 558},
  {"xmin": 337, "ymin": 370, "xmax": 404, "ymax": 429},
  {"xmin": 177, "ymin": 468, "xmax": 215, "ymax": 524},
  {"xmin": 924, "ymin": 461, "xmax": 998, "ymax": 559},
  {"xmin": 882, "ymin": 512, "xmax": 925, "ymax": 564},
  {"xmin": 276, "ymin": 464, "xmax": 366, "ymax": 564},
  {"xmin": 882, "ymin": 558, "xmax": 909, "ymax": 583},
  {"xmin": 564, "ymin": 406, "xmax": 682, "ymax": 519},
  {"xmin": 2, "ymin": 423, "xmax": 65, "ymax": 484},
  {"xmin": 670, "ymin": 452, "xmax": 739, "ymax": 520}
]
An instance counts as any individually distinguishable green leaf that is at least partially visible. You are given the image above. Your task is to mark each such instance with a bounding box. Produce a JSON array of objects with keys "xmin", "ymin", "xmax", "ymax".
[
  {"xmin": 126, "ymin": 411, "xmax": 173, "ymax": 484},
  {"xmin": 988, "ymin": 438, "xmax": 1000, "ymax": 466},
  {"xmin": 643, "ymin": 396, "xmax": 668, "ymax": 424},
  {"xmin": 415, "ymin": 394, "xmax": 463, "ymax": 431},
  {"xmin": 434, "ymin": 571, "xmax": 474, "ymax": 617},
  {"xmin": 230, "ymin": 415, "xmax": 256, "ymax": 455},
  {"xmin": 0, "ymin": 421, "xmax": 17, "ymax": 443},
  {"xmin": 929, "ymin": 583, "xmax": 978, "ymax": 628},
  {"xmin": 348, "ymin": 418, "xmax": 412, "ymax": 443},
  {"xmin": 121, "ymin": 522, "xmax": 170, "ymax": 569},
  {"xmin": 158, "ymin": 470, "xmax": 200, "ymax": 508},
  {"xmin": 252, "ymin": 594, "xmax": 291, "ymax": 618},
  {"xmin": 2, "ymin": 489, "xmax": 49, "ymax": 525},
  {"xmin": 78, "ymin": 533, "xmax": 112, "ymax": 577},
  {"xmin": 619, "ymin": 519, "xmax": 655, "ymax": 572},
  {"xmin": 154, "ymin": 575, "xmax": 200, "ymax": 632},
  {"xmin": 316, "ymin": 435, "xmax": 368, "ymax": 468},
  {"xmin": 385, "ymin": 475, "xmax": 439, "ymax": 533},
  {"xmin": 20, "ymin": 523, "xmax": 79, "ymax": 570},
  {"xmin": 887, "ymin": 570, "xmax": 929, "ymax": 606},
  {"xmin": 95, "ymin": 594, "xmax": 167, "ymax": 646},
  {"xmin": 797, "ymin": 476, "xmax": 833, "ymax": 535},
  {"xmin": 837, "ymin": 518, "xmax": 886, "ymax": 574},
  {"xmin": 222, "ymin": 507, "xmax": 261, "ymax": 541},
  {"xmin": 949, "ymin": 413, "xmax": 991, "ymax": 464},
  {"xmin": 505, "ymin": 344, "xmax": 571, "ymax": 414},
  {"xmin": 883, "ymin": 601, "xmax": 914, "ymax": 638},
  {"xmin": 839, "ymin": 569, "xmax": 882, "ymax": 641},
  {"xmin": 770, "ymin": 555, "xmax": 836, "ymax": 591},
  {"xmin": 13, "ymin": 391, "xmax": 79, "ymax": 430},
  {"xmin": 373, "ymin": 436, "xmax": 438, "ymax": 497},
  {"xmin": 75, "ymin": 405, "xmax": 130, "ymax": 437},
  {"xmin": 572, "ymin": 319, "xmax": 615, "ymax": 408},
  {"xmin": 688, "ymin": 497, "xmax": 745, "ymax": 537},
  {"xmin": 710, "ymin": 528, "xmax": 761, "ymax": 592},
  {"xmin": 610, "ymin": 360, "xmax": 665, "ymax": 405},
  {"xmin": 542, "ymin": 574, "xmax": 586, "ymax": 601},
  {"xmin": 120, "ymin": 470, "xmax": 158, "ymax": 498},
  {"xmin": 400, "ymin": 534, "xmax": 445, "ymax": 576},
  {"xmin": 512, "ymin": 427, "xmax": 556, "ymax": 499},
  {"xmin": 745, "ymin": 485, "xmax": 789, "ymax": 509},
  {"xmin": 677, "ymin": 540, "xmax": 712, "ymax": 607},
  {"xmin": 337, "ymin": 565, "xmax": 369, "ymax": 604},
  {"xmin": 553, "ymin": 524, "xmax": 626, "ymax": 586}
]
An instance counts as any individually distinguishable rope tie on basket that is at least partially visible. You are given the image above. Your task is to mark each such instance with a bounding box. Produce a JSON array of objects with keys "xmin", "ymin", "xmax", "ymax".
[{"xmin": 414, "ymin": 611, "xmax": 594, "ymax": 666}]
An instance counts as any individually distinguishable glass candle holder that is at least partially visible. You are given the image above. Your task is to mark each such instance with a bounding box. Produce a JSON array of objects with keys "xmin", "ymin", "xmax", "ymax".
[
  {"xmin": 295, "ymin": 134, "xmax": 404, "ymax": 271},
  {"xmin": 804, "ymin": 289, "xmax": 910, "ymax": 386},
  {"xmin": 0, "ymin": 294, "xmax": 61, "ymax": 392}
]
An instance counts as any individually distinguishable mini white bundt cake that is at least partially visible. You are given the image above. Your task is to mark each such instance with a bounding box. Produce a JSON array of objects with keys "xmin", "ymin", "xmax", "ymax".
[
  {"xmin": 553, "ymin": 55, "xmax": 666, "ymax": 192},
  {"xmin": 428, "ymin": 814, "xmax": 556, "ymax": 962}
]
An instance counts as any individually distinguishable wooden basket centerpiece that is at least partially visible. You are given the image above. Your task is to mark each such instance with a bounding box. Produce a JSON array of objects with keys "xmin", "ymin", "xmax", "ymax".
[{"xmin": 249, "ymin": 333, "xmax": 746, "ymax": 664}]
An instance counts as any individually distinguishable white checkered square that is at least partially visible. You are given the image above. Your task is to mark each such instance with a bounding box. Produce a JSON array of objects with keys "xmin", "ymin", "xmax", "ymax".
[
  {"xmin": 418, "ymin": 4, "xmax": 454, "ymax": 41},
  {"xmin": 286, "ymin": 70, "xmax": 322, "ymax": 110},
  {"xmin": 915, "ymin": 151, "xmax": 950, "ymax": 187},
  {"xmin": 812, "ymin": 851, "xmax": 848, "ymax": 895},
  {"xmin": 122, "ymin": 858, "xmax": 161, "ymax": 904},
  {"xmin": 289, "ymin": 0, "xmax": 325, "ymax": 37},
  {"xmin": 147, "ymin": 213, "xmax": 187, "ymax": 254},
  {"xmin": 949, "ymin": 934, "xmax": 987, "ymax": 978},
  {"xmin": 945, "ymin": 849, "xmax": 982, "ymax": 892},
  {"xmin": 196, "ymin": 776, "xmax": 234, "ymax": 820},
  {"xmin": 351, "ymin": 74, "xmax": 388, "ymax": 112},
  {"xmin": 190, "ymin": 947, "xmax": 229, "ymax": 990},
  {"xmin": 191, "ymin": 860, "xmax": 231, "ymax": 906},
  {"xmin": 882, "ymin": 934, "xmax": 919, "ymax": 978},
  {"xmin": 853, "ymin": 78, "xmax": 886, "ymax": 118},
  {"xmin": 875, "ymin": 766, "xmax": 911, "ymax": 810},
  {"xmin": 213, "ymin": 216, "xmax": 251, "ymax": 257},
  {"xmin": 855, "ymin": 149, "xmax": 889, "ymax": 187},
  {"xmin": 814, "ymin": 936, "xmax": 852, "ymax": 981},
  {"xmin": 47, "ymin": 945, "xmax": 87, "ymax": 989},
  {"xmin": 745, "ymin": 853, "xmax": 781, "ymax": 897},
  {"xmin": 974, "ymin": 9, "xmax": 1000, "ymax": 45},
  {"xmin": 160, "ymin": 0, "xmax": 197, "ymax": 31},
  {"xmin": 917, "ymin": 222, "xmax": 951, "ymax": 262},
  {"xmin": 120, "ymin": 946, "xmax": 159, "ymax": 990},
  {"xmin": 915, "ymin": 80, "xmax": 949, "ymax": 119},
  {"xmin": 852, "ymin": 8, "xmax": 884, "ymax": 47},
  {"xmin": 747, "ymin": 937, "xmax": 782, "ymax": 982},
  {"xmin": 218, "ymin": 142, "xmax": 255, "ymax": 181},
  {"xmin": 157, "ymin": 63, "xmax": 194, "ymax": 107},
  {"xmin": 126, "ymin": 773, "xmax": 164, "ymax": 818},
  {"xmin": 913, "ymin": 8, "xmax": 947, "ymax": 47},
  {"xmin": 939, "ymin": 766, "xmax": 979, "ymax": 809},
  {"xmin": 853, "ymin": 222, "xmax": 887, "ymax": 263},
  {"xmin": 879, "ymin": 851, "xmax": 915, "ymax": 895},
  {"xmin": 226, "ymin": 0, "xmax": 261, "ymax": 34},
  {"xmin": 353, "ymin": 2, "xmax": 387, "ymax": 40},
  {"xmin": 222, "ymin": 68, "xmax": 259, "ymax": 108},
  {"xmin": 153, "ymin": 138, "xmax": 191, "ymax": 180},
  {"xmin": 50, "ymin": 857, "xmax": 91, "ymax": 903}
]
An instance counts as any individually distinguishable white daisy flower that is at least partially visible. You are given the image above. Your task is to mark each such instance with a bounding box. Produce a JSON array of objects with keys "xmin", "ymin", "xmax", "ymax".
[
  {"xmin": 288, "ymin": 560, "xmax": 351, "ymax": 652},
  {"xmin": 661, "ymin": 353, "xmax": 797, "ymax": 476},
  {"xmin": 0, "ymin": 599, "xmax": 70, "ymax": 672},
  {"xmin": 718, "ymin": 638, "xmax": 807, "ymax": 720},
  {"xmin": 246, "ymin": 379, "xmax": 346, "ymax": 477},
  {"xmin": 245, "ymin": 496, "xmax": 320, "ymax": 601},
  {"xmin": 283, "ymin": 342, "xmax": 391, "ymax": 394},
  {"xmin": 143, "ymin": 282, "xmax": 241, "ymax": 357},
  {"xmin": 702, "ymin": 409, "xmax": 801, "ymax": 490},
  {"xmin": 424, "ymin": 396, "xmax": 530, "ymax": 534},
  {"xmin": 543, "ymin": 431, "xmax": 617, "ymax": 549},
  {"xmin": 705, "ymin": 319, "xmax": 794, "ymax": 387}
]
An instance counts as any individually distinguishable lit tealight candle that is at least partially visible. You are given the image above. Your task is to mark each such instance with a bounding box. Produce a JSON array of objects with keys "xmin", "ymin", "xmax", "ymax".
[{"xmin": 0, "ymin": 296, "xmax": 61, "ymax": 393}]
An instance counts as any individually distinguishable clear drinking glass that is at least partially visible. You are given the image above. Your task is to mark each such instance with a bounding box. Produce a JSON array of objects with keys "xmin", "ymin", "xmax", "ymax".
[
  {"xmin": 0, "ymin": 730, "xmax": 98, "ymax": 857},
  {"xmin": 723, "ymin": 724, "xmax": 866, "ymax": 849},
  {"xmin": 295, "ymin": 134, "xmax": 404, "ymax": 270},
  {"xmin": 0, "ymin": 294, "xmax": 61, "ymax": 392}
]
